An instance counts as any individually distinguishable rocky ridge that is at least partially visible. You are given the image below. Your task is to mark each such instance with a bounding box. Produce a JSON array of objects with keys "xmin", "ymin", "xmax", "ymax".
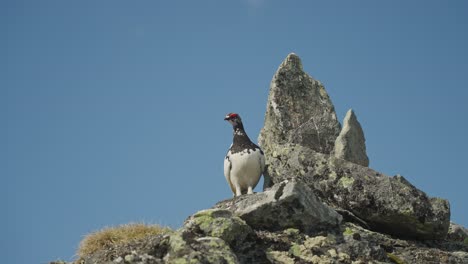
[{"xmin": 58, "ymin": 54, "xmax": 467, "ymax": 264}]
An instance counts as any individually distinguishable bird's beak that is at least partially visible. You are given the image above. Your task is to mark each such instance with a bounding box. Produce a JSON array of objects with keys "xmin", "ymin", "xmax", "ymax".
[{"xmin": 224, "ymin": 116, "xmax": 230, "ymax": 121}]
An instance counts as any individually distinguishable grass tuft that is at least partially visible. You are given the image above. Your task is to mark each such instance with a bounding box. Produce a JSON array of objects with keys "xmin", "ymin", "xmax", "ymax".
[{"xmin": 77, "ymin": 223, "xmax": 170, "ymax": 257}]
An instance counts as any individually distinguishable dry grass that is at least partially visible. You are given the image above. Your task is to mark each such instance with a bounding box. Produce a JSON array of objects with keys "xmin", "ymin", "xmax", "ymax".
[{"xmin": 77, "ymin": 223, "xmax": 171, "ymax": 257}]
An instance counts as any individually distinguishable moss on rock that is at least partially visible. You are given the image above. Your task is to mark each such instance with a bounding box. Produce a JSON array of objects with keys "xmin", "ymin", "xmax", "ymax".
[
  {"xmin": 343, "ymin": 227, "xmax": 354, "ymax": 236},
  {"xmin": 339, "ymin": 176, "xmax": 354, "ymax": 188},
  {"xmin": 189, "ymin": 209, "xmax": 252, "ymax": 245},
  {"xmin": 289, "ymin": 243, "xmax": 303, "ymax": 258},
  {"xmin": 283, "ymin": 228, "xmax": 300, "ymax": 238},
  {"xmin": 387, "ymin": 252, "xmax": 406, "ymax": 264},
  {"xmin": 165, "ymin": 233, "xmax": 239, "ymax": 264},
  {"xmin": 196, "ymin": 237, "xmax": 238, "ymax": 264},
  {"xmin": 266, "ymin": 250, "xmax": 295, "ymax": 264}
]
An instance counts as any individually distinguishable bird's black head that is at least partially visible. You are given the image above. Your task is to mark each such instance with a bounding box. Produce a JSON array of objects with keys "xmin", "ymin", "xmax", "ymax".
[{"xmin": 224, "ymin": 113, "xmax": 243, "ymax": 127}]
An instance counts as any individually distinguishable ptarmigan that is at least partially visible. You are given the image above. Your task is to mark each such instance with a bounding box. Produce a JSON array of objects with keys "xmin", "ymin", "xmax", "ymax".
[{"xmin": 224, "ymin": 113, "xmax": 265, "ymax": 197}]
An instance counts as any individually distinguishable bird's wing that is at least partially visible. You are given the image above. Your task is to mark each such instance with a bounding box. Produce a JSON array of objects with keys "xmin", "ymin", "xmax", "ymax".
[{"xmin": 224, "ymin": 152, "xmax": 235, "ymax": 195}]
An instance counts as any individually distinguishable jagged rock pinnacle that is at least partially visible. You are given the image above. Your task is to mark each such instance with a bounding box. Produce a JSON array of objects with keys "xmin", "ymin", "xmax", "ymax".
[
  {"xmin": 334, "ymin": 109, "xmax": 369, "ymax": 166},
  {"xmin": 279, "ymin": 53, "xmax": 303, "ymax": 71},
  {"xmin": 259, "ymin": 53, "xmax": 341, "ymax": 155}
]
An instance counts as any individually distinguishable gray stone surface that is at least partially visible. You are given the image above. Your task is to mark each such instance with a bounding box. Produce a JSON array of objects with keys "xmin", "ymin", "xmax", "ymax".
[
  {"xmin": 393, "ymin": 246, "xmax": 468, "ymax": 264},
  {"xmin": 164, "ymin": 232, "xmax": 239, "ymax": 264},
  {"xmin": 183, "ymin": 209, "xmax": 252, "ymax": 246},
  {"xmin": 334, "ymin": 109, "xmax": 369, "ymax": 167},
  {"xmin": 341, "ymin": 222, "xmax": 468, "ymax": 264},
  {"xmin": 258, "ymin": 53, "xmax": 341, "ymax": 155},
  {"xmin": 447, "ymin": 222, "xmax": 468, "ymax": 243},
  {"xmin": 215, "ymin": 180, "xmax": 342, "ymax": 233},
  {"xmin": 264, "ymin": 143, "xmax": 450, "ymax": 240}
]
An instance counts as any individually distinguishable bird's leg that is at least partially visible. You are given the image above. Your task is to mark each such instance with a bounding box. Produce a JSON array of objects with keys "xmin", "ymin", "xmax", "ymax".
[
  {"xmin": 247, "ymin": 186, "xmax": 254, "ymax": 194},
  {"xmin": 235, "ymin": 185, "xmax": 242, "ymax": 197}
]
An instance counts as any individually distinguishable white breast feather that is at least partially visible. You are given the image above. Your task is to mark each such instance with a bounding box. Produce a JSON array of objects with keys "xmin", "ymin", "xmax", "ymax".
[{"xmin": 226, "ymin": 148, "xmax": 264, "ymax": 195}]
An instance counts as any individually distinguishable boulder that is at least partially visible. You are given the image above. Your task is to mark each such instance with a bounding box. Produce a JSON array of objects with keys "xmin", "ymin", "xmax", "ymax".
[
  {"xmin": 447, "ymin": 222, "xmax": 468, "ymax": 243},
  {"xmin": 393, "ymin": 246, "xmax": 468, "ymax": 264},
  {"xmin": 258, "ymin": 53, "xmax": 341, "ymax": 155},
  {"xmin": 164, "ymin": 231, "xmax": 239, "ymax": 264},
  {"xmin": 264, "ymin": 143, "xmax": 451, "ymax": 240},
  {"xmin": 333, "ymin": 109, "xmax": 369, "ymax": 167},
  {"xmin": 265, "ymin": 250, "xmax": 295, "ymax": 264},
  {"xmin": 183, "ymin": 209, "xmax": 252, "ymax": 246},
  {"xmin": 341, "ymin": 222, "xmax": 468, "ymax": 264},
  {"xmin": 215, "ymin": 180, "xmax": 342, "ymax": 233}
]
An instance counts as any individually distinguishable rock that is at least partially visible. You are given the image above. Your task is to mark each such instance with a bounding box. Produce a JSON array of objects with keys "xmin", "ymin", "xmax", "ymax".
[
  {"xmin": 164, "ymin": 232, "xmax": 239, "ymax": 264},
  {"xmin": 333, "ymin": 109, "xmax": 369, "ymax": 166},
  {"xmin": 287, "ymin": 231, "xmax": 387, "ymax": 263},
  {"xmin": 169, "ymin": 208, "xmax": 267, "ymax": 263},
  {"xmin": 124, "ymin": 253, "xmax": 136, "ymax": 262},
  {"xmin": 447, "ymin": 222, "xmax": 468, "ymax": 243},
  {"xmin": 183, "ymin": 209, "xmax": 252, "ymax": 246},
  {"xmin": 215, "ymin": 180, "xmax": 342, "ymax": 233},
  {"xmin": 341, "ymin": 222, "xmax": 468, "ymax": 264},
  {"xmin": 338, "ymin": 233, "xmax": 388, "ymax": 262},
  {"xmin": 393, "ymin": 247, "xmax": 468, "ymax": 264},
  {"xmin": 259, "ymin": 53, "xmax": 341, "ymax": 155},
  {"xmin": 264, "ymin": 143, "xmax": 450, "ymax": 240},
  {"xmin": 265, "ymin": 250, "xmax": 295, "ymax": 264}
]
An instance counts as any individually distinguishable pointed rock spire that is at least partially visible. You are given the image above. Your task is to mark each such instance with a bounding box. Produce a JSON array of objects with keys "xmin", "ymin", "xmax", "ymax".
[
  {"xmin": 259, "ymin": 53, "xmax": 341, "ymax": 154},
  {"xmin": 279, "ymin": 53, "xmax": 303, "ymax": 71},
  {"xmin": 333, "ymin": 109, "xmax": 369, "ymax": 166}
]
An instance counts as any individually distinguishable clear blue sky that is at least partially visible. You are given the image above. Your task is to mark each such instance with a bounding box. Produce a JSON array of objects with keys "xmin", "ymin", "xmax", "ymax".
[{"xmin": 3, "ymin": 1, "xmax": 467, "ymax": 263}]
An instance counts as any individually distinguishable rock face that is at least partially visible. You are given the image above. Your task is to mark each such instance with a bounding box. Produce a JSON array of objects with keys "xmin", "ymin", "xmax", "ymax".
[
  {"xmin": 58, "ymin": 53, "xmax": 467, "ymax": 264},
  {"xmin": 71, "ymin": 214, "xmax": 468, "ymax": 264},
  {"xmin": 265, "ymin": 143, "xmax": 450, "ymax": 240},
  {"xmin": 333, "ymin": 109, "xmax": 369, "ymax": 166},
  {"xmin": 448, "ymin": 222, "xmax": 468, "ymax": 243},
  {"xmin": 184, "ymin": 209, "xmax": 253, "ymax": 246},
  {"xmin": 258, "ymin": 53, "xmax": 341, "ymax": 155},
  {"xmin": 164, "ymin": 210, "xmax": 249, "ymax": 264},
  {"xmin": 260, "ymin": 54, "xmax": 450, "ymax": 240},
  {"xmin": 215, "ymin": 180, "xmax": 342, "ymax": 233}
]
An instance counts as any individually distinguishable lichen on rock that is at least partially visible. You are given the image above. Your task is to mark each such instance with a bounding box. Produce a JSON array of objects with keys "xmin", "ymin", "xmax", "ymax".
[
  {"xmin": 164, "ymin": 231, "xmax": 239, "ymax": 264},
  {"xmin": 184, "ymin": 209, "xmax": 252, "ymax": 246},
  {"xmin": 259, "ymin": 53, "xmax": 341, "ymax": 156},
  {"xmin": 214, "ymin": 180, "xmax": 342, "ymax": 233}
]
